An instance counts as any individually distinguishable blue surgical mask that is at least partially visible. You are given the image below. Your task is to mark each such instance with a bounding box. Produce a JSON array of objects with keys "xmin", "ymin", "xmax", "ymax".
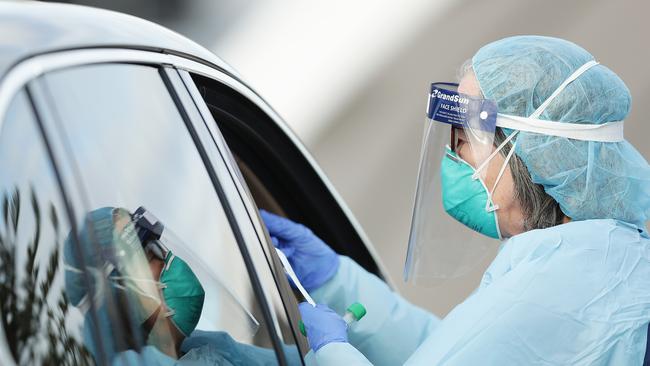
[{"xmin": 440, "ymin": 147, "xmax": 501, "ymax": 239}]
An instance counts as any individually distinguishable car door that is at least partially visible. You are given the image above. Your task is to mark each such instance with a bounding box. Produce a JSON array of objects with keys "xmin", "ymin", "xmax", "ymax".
[{"xmin": 25, "ymin": 59, "xmax": 302, "ymax": 365}]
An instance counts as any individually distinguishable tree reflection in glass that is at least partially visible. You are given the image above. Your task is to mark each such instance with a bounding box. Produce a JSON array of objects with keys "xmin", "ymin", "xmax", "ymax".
[{"xmin": 0, "ymin": 186, "xmax": 93, "ymax": 366}]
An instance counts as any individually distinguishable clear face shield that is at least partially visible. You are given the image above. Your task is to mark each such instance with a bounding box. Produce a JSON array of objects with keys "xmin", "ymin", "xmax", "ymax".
[
  {"xmin": 131, "ymin": 207, "xmax": 260, "ymax": 339},
  {"xmin": 404, "ymin": 82, "xmax": 505, "ymax": 286},
  {"xmin": 404, "ymin": 60, "xmax": 626, "ymax": 286}
]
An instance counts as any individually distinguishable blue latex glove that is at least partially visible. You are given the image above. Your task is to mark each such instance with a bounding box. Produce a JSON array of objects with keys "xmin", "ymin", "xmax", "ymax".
[
  {"xmin": 299, "ymin": 302, "xmax": 348, "ymax": 352},
  {"xmin": 260, "ymin": 210, "xmax": 339, "ymax": 291}
]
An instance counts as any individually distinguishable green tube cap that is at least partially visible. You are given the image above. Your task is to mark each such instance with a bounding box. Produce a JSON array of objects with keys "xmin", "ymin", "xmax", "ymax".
[
  {"xmin": 299, "ymin": 320, "xmax": 306, "ymax": 336},
  {"xmin": 346, "ymin": 302, "xmax": 367, "ymax": 321},
  {"xmin": 299, "ymin": 303, "xmax": 366, "ymax": 337}
]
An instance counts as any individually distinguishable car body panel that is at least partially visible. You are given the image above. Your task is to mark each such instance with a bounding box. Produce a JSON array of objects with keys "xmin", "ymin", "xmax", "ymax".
[{"xmin": 0, "ymin": 1, "xmax": 237, "ymax": 79}]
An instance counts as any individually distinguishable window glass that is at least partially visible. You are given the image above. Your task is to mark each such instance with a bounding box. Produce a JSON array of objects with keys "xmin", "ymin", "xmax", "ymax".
[
  {"xmin": 0, "ymin": 91, "xmax": 94, "ymax": 365},
  {"xmin": 42, "ymin": 64, "xmax": 289, "ymax": 365},
  {"xmin": 186, "ymin": 71, "xmax": 309, "ymax": 355}
]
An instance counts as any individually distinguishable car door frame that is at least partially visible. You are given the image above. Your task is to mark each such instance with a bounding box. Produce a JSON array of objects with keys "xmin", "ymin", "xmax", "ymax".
[
  {"xmin": 161, "ymin": 66, "xmax": 309, "ymax": 356},
  {"xmin": 173, "ymin": 68, "xmax": 312, "ymax": 355},
  {"xmin": 0, "ymin": 48, "xmax": 297, "ymax": 365}
]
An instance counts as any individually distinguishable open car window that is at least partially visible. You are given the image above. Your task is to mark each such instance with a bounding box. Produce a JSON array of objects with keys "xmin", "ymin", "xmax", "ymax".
[
  {"xmin": 176, "ymin": 69, "xmax": 310, "ymax": 357},
  {"xmin": 186, "ymin": 73, "xmax": 385, "ymax": 280}
]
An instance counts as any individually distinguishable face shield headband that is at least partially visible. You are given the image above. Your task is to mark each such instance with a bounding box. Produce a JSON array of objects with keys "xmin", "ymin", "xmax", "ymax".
[{"xmin": 427, "ymin": 61, "xmax": 624, "ymax": 144}]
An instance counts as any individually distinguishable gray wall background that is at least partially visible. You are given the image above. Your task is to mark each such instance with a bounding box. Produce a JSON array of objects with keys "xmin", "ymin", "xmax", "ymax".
[{"xmin": 47, "ymin": 0, "xmax": 650, "ymax": 316}]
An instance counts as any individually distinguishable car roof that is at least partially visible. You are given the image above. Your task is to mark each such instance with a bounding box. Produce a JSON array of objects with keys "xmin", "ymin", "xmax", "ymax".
[{"xmin": 0, "ymin": 1, "xmax": 238, "ymax": 79}]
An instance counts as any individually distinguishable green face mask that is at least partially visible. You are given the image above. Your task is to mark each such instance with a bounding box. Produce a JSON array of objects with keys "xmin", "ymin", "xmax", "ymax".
[
  {"xmin": 440, "ymin": 148, "xmax": 501, "ymax": 239},
  {"xmin": 160, "ymin": 251, "xmax": 205, "ymax": 337}
]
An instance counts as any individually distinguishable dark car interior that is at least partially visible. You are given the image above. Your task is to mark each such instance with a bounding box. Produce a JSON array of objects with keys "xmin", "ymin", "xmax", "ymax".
[{"xmin": 191, "ymin": 73, "xmax": 383, "ymax": 278}]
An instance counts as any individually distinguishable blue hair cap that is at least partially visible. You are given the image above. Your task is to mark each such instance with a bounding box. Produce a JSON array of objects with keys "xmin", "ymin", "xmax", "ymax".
[{"xmin": 472, "ymin": 36, "xmax": 650, "ymax": 229}]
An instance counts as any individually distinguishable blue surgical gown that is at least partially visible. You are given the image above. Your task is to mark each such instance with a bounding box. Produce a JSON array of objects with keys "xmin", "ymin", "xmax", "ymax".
[{"xmin": 308, "ymin": 219, "xmax": 650, "ymax": 365}]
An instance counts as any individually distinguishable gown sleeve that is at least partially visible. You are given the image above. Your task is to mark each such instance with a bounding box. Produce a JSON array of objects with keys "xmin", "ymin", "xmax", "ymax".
[{"xmin": 309, "ymin": 256, "xmax": 440, "ymax": 366}]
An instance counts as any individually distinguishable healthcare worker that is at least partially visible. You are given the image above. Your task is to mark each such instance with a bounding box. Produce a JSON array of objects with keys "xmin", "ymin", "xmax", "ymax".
[
  {"xmin": 65, "ymin": 206, "xmax": 301, "ymax": 365},
  {"xmin": 262, "ymin": 35, "xmax": 650, "ymax": 365},
  {"xmin": 64, "ymin": 206, "xmax": 205, "ymax": 364}
]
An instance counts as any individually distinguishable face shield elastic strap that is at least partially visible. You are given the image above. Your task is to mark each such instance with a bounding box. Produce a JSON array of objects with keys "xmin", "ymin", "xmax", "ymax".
[
  {"xmin": 496, "ymin": 60, "xmax": 625, "ymax": 143},
  {"xmin": 470, "ymin": 131, "xmax": 520, "ymax": 214},
  {"xmin": 109, "ymin": 277, "xmax": 164, "ymax": 303},
  {"xmin": 66, "ymin": 261, "xmax": 167, "ymax": 329},
  {"xmin": 65, "ymin": 263, "xmax": 115, "ymax": 315}
]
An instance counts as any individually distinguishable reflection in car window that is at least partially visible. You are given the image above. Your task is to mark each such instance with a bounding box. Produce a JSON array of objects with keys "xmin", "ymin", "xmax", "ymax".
[
  {"xmin": 0, "ymin": 91, "xmax": 94, "ymax": 365},
  {"xmin": 42, "ymin": 64, "xmax": 296, "ymax": 365},
  {"xmin": 186, "ymin": 72, "xmax": 309, "ymax": 356}
]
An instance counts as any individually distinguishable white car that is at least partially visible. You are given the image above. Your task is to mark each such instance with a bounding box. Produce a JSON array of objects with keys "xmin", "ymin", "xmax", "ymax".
[{"xmin": 0, "ymin": 2, "xmax": 391, "ymax": 365}]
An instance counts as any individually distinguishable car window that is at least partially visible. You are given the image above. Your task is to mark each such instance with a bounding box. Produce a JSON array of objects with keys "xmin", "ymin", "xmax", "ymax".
[
  {"xmin": 178, "ymin": 70, "xmax": 310, "ymax": 356},
  {"xmin": 39, "ymin": 63, "xmax": 290, "ymax": 365},
  {"xmin": 187, "ymin": 73, "xmax": 383, "ymax": 280},
  {"xmin": 0, "ymin": 90, "xmax": 94, "ymax": 365}
]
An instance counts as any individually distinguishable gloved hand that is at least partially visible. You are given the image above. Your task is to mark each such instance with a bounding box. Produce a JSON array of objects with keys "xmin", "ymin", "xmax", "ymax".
[
  {"xmin": 260, "ymin": 210, "xmax": 339, "ymax": 291},
  {"xmin": 299, "ymin": 302, "xmax": 348, "ymax": 352}
]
